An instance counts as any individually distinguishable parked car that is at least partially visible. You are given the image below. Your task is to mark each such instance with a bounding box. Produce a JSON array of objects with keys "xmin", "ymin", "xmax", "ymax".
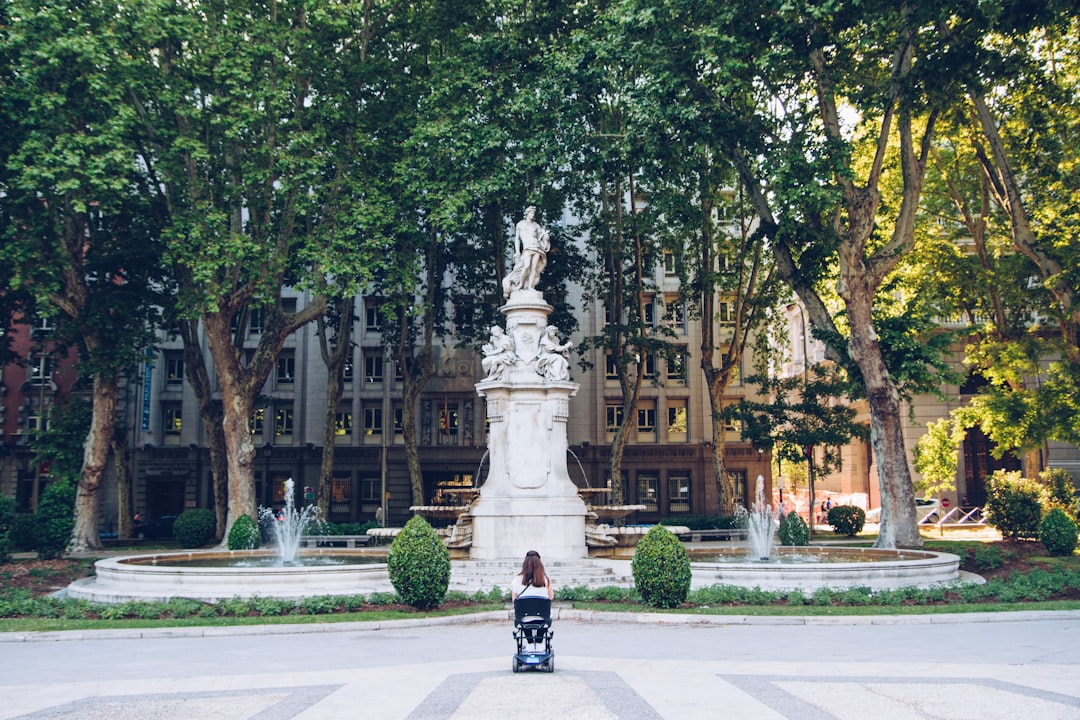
[
  {"xmin": 865, "ymin": 498, "xmax": 940, "ymax": 524},
  {"xmin": 133, "ymin": 514, "xmax": 177, "ymax": 540}
]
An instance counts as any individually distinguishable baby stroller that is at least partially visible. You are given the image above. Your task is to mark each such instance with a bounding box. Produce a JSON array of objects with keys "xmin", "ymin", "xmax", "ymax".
[{"xmin": 512, "ymin": 597, "xmax": 554, "ymax": 673}]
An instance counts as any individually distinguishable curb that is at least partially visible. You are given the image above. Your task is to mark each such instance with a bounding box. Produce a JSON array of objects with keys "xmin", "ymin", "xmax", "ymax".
[{"xmin": 3, "ymin": 608, "xmax": 1078, "ymax": 643}]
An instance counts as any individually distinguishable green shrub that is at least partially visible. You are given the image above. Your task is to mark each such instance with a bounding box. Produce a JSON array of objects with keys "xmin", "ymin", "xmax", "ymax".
[
  {"xmin": 1039, "ymin": 508, "xmax": 1078, "ymax": 557},
  {"xmin": 387, "ymin": 515, "xmax": 450, "ymax": 609},
  {"xmin": 10, "ymin": 514, "xmax": 36, "ymax": 552},
  {"xmin": 172, "ymin": 508, "xmax": 216, "ymax": 548},
  {"xmin": 631, "ymin": 524, "xmax": 691, "ymax": 608},
  {"xmin": 826, "ymin": 505, "xmax": 865, "ymax": 537},
  {"xmin": 1039, "ymin": 468, "xmax": 1079, "ymax": 519},
  {"xmin": 227, "ymin": 514, "xmax": 261, "ymax": 550},
  {"xmin": 34, "ymin": 480, "xmax": 76, "ymax": 559},
  {"xmin": 0, "ymin": 495, "xmax": 16, "ymax": 564},
  {"xmin": 985, "ymin": 471, "xmax": 1045, "ymax": 540},
  {"xmin": 778, "ymin": 511, "xmax": 809, "ymax": 546},
  {"xmin": 973, "ymin": 544, "xmax": 1005, "ymax": 571}
]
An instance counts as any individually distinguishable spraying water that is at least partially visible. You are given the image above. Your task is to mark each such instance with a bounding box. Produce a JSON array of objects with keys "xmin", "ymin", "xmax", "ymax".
[
  {"xmin": 745, "ymin": 474, "xmax": 776, "ymax": 561},
  {"xmin": 258, "ymin": 478, "xmax": 322, "ymax": 564}
]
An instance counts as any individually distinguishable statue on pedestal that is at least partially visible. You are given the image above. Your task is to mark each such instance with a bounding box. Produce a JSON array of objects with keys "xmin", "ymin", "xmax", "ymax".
[
  {"xmin": 502, "ymin": 206, "xmax": 550, "ymax": 297},
  {"xmin": 536, "ymin": 326, "xmax": 572, "ymax": 382},
  {"xmin": 481, "ymin": 326, "xmax": 517, "ymax": 380}
]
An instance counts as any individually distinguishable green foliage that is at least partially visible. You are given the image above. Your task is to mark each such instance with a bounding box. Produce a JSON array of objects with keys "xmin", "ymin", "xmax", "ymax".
[
  {"xmin": 171, "ymin": 509, "xmax": 216, "ymax": 549},
  {"xmin": 227, "ymin": 515, "xmax": 261, "ymax": 551},
  {"xmin": 9, "ymin": 515, "xmax": 36, "ymax": 552},
  {"xmin": 1039, "ymin": 468, "xmax": 1079, "ymax": 519},
  {"xmin": 973, "ymin": 545, "xmax": 1006, "ymax": 571},
  {"xmin": 827, "ymin": 505, "xmax": 866, "ymax": 537},
  {"xmin": 985, "ymin": 471, "xmax": 1045, "ymax": 540},
  {"xmin": 387, "ymin": 515, "xmax": 450, "ymax": 610},
  {"xmin": 778, "ymin": 511, "xmax": 809, "ymax": 546},
  {"xmin": 33, "ymin": 480, "xmax": 76, "ymax": 560},
  {"xmin": 913, "ymin": 418, "xmax": 962, "ymax": 497},
  {"xmin": 1040, "ymin": 509, "xmax": 1078, "ymax": 557},
  {"xmin": 631, "ymin": 525, "xmax": 691, "ymax": 609},
  {"xmin": 0, "ymin": 496, "xmax": 16, "ymax": 564}
]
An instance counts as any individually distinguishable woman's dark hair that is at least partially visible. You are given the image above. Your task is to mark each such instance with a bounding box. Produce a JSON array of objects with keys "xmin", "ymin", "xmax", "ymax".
[{"xmin": 520, "ymin": 550, "xmax": 547, "ymax": 588}]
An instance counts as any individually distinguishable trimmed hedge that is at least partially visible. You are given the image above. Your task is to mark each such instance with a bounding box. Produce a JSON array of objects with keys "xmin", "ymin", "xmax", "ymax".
[
  {"xmin": 779, "ymin": 511, "xmax": 809, "ymax": 546},
  {"xmin": 985, "ymin": 471, "xmax": 1045, "ymax": 540},
  {"xmin": 227, "ymin": 514, "xmax": 261, "ymax": 550},
  {"xmin": 1040, "ymin": 508, "xmax": 1078, "ymax": 557},
  {"xmin": 827, "ymin": 505, "xmax": 865, "ymax": 537},
  {"xmin": 632, "ymin": 524, "xmax": 691, "ymax": 608},
  {"xmin": 172, "ymin": 508, "xmax": 216, "ymax": 548},
  {"xmin": 0, "ymin": 495, "xmax": 16, "ymax": 564},
  {"xmin": 387, "ymin": 515, "xmax": 450, "ymax": 610}
]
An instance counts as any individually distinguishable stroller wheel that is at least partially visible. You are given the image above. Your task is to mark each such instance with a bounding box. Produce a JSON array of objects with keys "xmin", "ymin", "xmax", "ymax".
[
  {"xmin": 512, "ymin": 657, "xmax": 522, "ymax": 673},
  {"xmin": 544, "ymin": 656, "xmax": 555, "ymax": 673}
]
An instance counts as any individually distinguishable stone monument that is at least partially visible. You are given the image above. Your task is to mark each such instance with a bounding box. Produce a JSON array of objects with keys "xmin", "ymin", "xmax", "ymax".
[{"xmin": 472, "ymin": 208, "xmax": 589, "ymax": 561}]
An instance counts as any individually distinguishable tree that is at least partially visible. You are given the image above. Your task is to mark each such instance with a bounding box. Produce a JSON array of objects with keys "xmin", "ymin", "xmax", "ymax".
[
  {"xmin": 130, "ymin": 0, "xmax": 385, "ymax": 536},
  {"xmin": 0, "ymin": 0, "xmax": 166, "ymax": 550}
]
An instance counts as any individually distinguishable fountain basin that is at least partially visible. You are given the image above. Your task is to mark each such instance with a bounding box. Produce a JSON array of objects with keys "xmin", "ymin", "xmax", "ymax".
[
  {"xmin": 66, "ymin": 549, "xmax": 390, "ymax": 604},
  {"xmin": 688, "ymin": 546, "xmax": 965, "ymax": 592}
]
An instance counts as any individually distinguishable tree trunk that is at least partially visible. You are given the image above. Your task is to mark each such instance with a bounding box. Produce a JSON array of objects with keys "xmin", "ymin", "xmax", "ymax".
[
  {"xmin": 180, "ymin": 319, "xmax": 229, "ymax": 543},
  {"xmin": 844, "ymin": 283, "xmax": 921, "ymax": 548},
  {"xmin": 202, "ymin": 314, "xmax": 259, "ymax": 532},
  {"xmin": 70, "ymin": 374, "xmax": 119, "ymax": 552},
  {"xmin": 316, "ymin": 297, "xmax": 354, "ymax": 517},
  {"xmin": 111, "ymin": 436, "xmax": 132, "ymax": 540}
]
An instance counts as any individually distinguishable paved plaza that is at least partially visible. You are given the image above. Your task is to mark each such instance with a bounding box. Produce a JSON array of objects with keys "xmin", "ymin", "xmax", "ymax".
[{"xmin": 2, "ymin": 609, "xmax": 1079, "ymax": 719}]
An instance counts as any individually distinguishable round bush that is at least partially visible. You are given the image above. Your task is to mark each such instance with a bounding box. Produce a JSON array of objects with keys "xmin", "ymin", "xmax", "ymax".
[
  {"xmin": 172, "ymin": 508, "xmax": 216, "ymax": 548},
  {"xmin": 985, "ymin": 471, "xmax": 1045, "ymax": 540},
  {"xmin": 778, "ymin": 511, "xmax": 809, "ymax": 546},
  {"xmin": 1040, "ymin": 508, "xmax": 1078, "ymax": 557},
  {"xmin": 227, "ymin": 514, "xmax": 261, "ymax": 550},
  {"xmin": 387, "ymin": 515, "xmax": 450, "ymax": 609},
  {"xmin": 631, "ymin": 524, "xmax": 691, "ymax": 608},
  {"xmin": 1039, "ymin": 468, "xmax": 1079, "ymax": 519},
  {"xmin": 827, "ymin": 505, "xmax": 865, "ymax": 537}
]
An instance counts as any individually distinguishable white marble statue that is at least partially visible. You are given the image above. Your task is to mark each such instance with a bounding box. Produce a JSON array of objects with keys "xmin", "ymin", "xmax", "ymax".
[
  {"xmin": 481, "ymin": 326, "xmax": 516, "ymax": 380},
  {"xmin": 536, "ymin": 326, "xmax": 572, "ymax": 381},
  {"xmin": 502, "ymin": 205, "xmax": 550, "ymax": 297}
]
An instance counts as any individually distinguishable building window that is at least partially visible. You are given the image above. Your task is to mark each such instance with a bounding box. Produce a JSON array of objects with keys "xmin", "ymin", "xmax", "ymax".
[
  {"xmin": 28, "ymin": 355, "xmax": 52, "ymax": 385},
  {"xmin": 636, "ymin": 401, "xmax": 656, "ymax": 434},
  {"xmin": 718, "ymin": 300, "xmax": 735, "ymax": 326},
  {"xmin": 276, "ymin": 355, "xmax": 295, "ymax": 384},
  {"xmin": 393, "ymin": 406, "xmax": 405, "ymax": 438},
  {"xmin": 662, "ymin": 298, "xmax": 685, "ymax": 332},
  {"xmin": 335, "ymin": 410, "xmax": 353, "ymax": 438},
  {"xmin": 165, "ymin": 352, "xmax": 184, "ymax": 385},
  {"xmin": 24, "ymin": 411, "xmax": 48, "ymax": 440},
  {"xmin": 364, "ymin": 352, "xmax": 383, "ymax": 384},
  {"xmin": 393, "ymin": 362, "xmax": 404, "ymax": 384},
  {"xmin": 331, "ymin": 474, "xmax": 351, "ymax": 514},
  {"xmin": 365, "ymin": 299, "xmax": 381, "ymax": 331},
  {"xmin": 250, "ymin": 407, "xmax": 265, "ymax": 437},
  {"xmin": 275, "ymin": 406, "xmax": 294, "ymax": 438},
  {"xmin": 605, "ymin": 403, "xmax": 624, "ymax": 433},
  {"xmin": 163, "ymin": 404, "xmax": 182, "ymax": 436},
  {"xmin": 364, "ymin": 406, "xmax": 383, "ymax": 436},
  {"xmin": 663, "ymin": 250, "xmax": 677, "ymax": 276},
  {"xmin": 361, "ymin": 477, "xmax": 380, "ymax": 504},
  {"xmin": 438, "ymin": 402, "xmax": 459, "ymax": 446},
  {"xmin": 720, "ymin": 349, "xmax": 741, "ymax": 384},
  {"xmin": 668, "ymin": 473, "xmax": 691, "ymax": 513},
  {"xmin": 666, "ymin": 349, "xmax": 687, "ymax": 383},
  {"xmin": 248, "ymin": 307, "xmax": 264, "ymax": 335},
  {"xmin": 728, "ymin": 470, "xmax": 748, "ymax": 509},
  {"xmin": 643, "ymin": 353, "xmax": 658, "ymax": 378},
  {"xmin": 668, "ymin": 399, "xmax": 688, "ymax": 441},
  {"xmin": 343, "ymin": 356, "xmax": 354, "ymax": 383},
  {"xmin": 605, "ymin": 352, "xmax": 619, "ymax": 380},
  {"xmin": 643, "ymin": 297, "xmax": 655, "ymax": 326},
  {"xmin": 637, "ymin": 473, "xmax": 659, "ymax": 512}
]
